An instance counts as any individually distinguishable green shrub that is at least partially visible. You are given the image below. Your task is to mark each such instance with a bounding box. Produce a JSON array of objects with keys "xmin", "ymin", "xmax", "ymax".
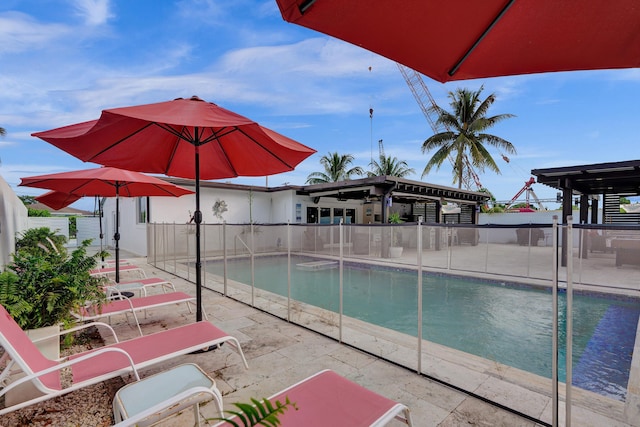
[{"xmin": 0, "ymin": 228, "xmax": 108, "ymax": 330}]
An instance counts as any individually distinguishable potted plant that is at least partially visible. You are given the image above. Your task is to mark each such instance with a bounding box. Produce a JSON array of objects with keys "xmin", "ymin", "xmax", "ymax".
[
  {"xmin": 0, "ymin": 227, "xmax": 108, "ymax": 405},
  {"xmin": 388, "ymin": 212, "xmax": 404, "ymax": 258},
  {"xmin": 0, "ymin": 227, "xmax": 108, "ymax": 338}
]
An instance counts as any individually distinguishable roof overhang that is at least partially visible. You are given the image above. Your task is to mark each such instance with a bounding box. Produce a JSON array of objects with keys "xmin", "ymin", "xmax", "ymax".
[
  {"xmin": 532, "ymin": 160, "xmax": 640, "ymax": 196},
  {"xmin": 299, "ymin": 176, "xmax": 489, "ymax": 204},
  {"xmin": 162, "ymin": 175, "xmax": 490, "ymax": 204}
]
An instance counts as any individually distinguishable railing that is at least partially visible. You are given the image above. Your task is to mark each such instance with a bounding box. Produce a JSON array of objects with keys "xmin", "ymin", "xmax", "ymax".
[{"xmin": 148, "ymin": 218, "xmax": 640, "ymax": 427}]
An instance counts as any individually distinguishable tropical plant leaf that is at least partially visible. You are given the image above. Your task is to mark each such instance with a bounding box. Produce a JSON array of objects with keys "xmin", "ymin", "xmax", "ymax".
[{"xmin": 206, "ymin": 396, "xmax": 296, "ymax": 427}]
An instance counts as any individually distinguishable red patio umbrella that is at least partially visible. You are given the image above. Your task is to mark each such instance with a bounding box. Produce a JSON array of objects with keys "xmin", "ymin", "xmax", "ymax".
[
  {"xmin": 36, "ymin": 191, "xmax": 109, "ymax": 261},
  {"xmin": 32, "ymin": 96, "xmax": 316, "ymax": 320},
  {"xmin": 276, "ymin": 0, "xmax": 640, "ymax": 83},
  {"xmin": 35, "ymin": 190, "xmax": 82, "ymax": 211},
  {"xmin": 20, "ymin": 167, "xmax": 194, "ymax": 283}
]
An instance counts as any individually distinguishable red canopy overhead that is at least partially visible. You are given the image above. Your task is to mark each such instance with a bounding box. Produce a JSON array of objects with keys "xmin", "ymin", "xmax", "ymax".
[
  {"xmin": 276, "ymin": 0, "xmax": 640, "ymax": 82},
  {"xmin": 32, "ymin": 97, "xmax": 316, "ymax": 180}
]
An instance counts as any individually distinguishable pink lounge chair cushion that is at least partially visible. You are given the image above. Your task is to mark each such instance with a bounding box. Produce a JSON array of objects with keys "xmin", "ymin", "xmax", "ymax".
[
  {"xmin": 90, "ymin": 265, "xmax": 142, "ymax": 275},
  {"xmin": 217, "ymin": 370, "xmax": 403, "ymax": 427},
  {"xmin": 69, "ymin": 322, "xmax": 230, "ymax": 383},
  {"xmin": 0, "ymin": 306, "xmax": 61, "ymax": 391},
  {"xmin": 78, "ymin": 292, "xmax": 193, "ymax": 317},
  {"xmin": 115, "ymin": 278, "xmax": 171, "ymax": 287}
]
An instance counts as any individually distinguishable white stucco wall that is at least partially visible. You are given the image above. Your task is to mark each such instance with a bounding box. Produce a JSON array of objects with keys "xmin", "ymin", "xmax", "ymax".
[
  {"xmin": 0, "ymin": 174, "xmax": 28, "ymax": 268},
  {"xmin": 107, "ymin": 197, "xmax": 149, "ymax": 256},
  {"xmin": 106, "ymin": 180, "xmax": 604, "ymax": 257},
  {"xmin": 478, "ymin": 209, "xmax": 600, "ymax": 245},
  {"xmin": 103, "ymin": 184, "xmax": 302, "ymax": 257}
]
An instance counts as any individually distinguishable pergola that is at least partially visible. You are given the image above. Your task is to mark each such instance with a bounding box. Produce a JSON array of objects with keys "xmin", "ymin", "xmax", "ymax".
[
  {"xmin": 532, "ymin": 160, "xmax": 640, "ymax": 264},
  {"xmin": 532, "ymin": 159, "xmax": 640, "ymax": 225}
]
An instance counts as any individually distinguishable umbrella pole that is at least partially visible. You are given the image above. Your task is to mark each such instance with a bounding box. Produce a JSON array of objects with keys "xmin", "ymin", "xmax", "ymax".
[
  {"xmin": 115, "ymin": 185, "xmax": 121, "ymax": 283},
  {"xmin": 194, "ymin": 145, "xmax": 203, "ymax": 321},
  {"xmin": 98, "ymin": 196, "xmax": 104, "ymax": 263}
]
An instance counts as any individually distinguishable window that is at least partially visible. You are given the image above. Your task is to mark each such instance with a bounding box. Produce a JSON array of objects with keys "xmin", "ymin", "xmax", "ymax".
[
  {"xmin": 137, "ymin": 197, "xmax": 148, "ymax": 224},
  {"xmin": 320, "ymin": 207, "xmax": 331, "ymax": 224}
]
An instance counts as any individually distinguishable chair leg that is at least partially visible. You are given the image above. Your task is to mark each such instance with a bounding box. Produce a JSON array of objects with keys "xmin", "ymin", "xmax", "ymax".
[{"xmin": 194, "ymin": 402, "xmax": 202, "ymax": 426}]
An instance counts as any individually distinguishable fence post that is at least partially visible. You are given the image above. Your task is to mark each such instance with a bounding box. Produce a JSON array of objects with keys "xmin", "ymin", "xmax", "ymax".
[
  {"xmin": 339, "ymin": 218, "xmax": 344, "ymax": 343},
  {"xmin": 251, "ymin": 222, "xmax": 255, "ymax": 307},
  {"xmin": 287, "ymin": 222, "xmax": 291, "ymax": 323},
  {"xmin": 417, "ymin": 219, "xmax": 423, "ymax": 374},
  {"xmin": 566, "ymin": 216, "xmax": 574, "ymax": 427},
  {"xmin": 223, "ymin": 222, "xmax": 227, "ymax": 296},
  {"xmin": 551, "ymin": 216, "xmax": 559, "ymax": 427},
  {"xmin": 171, "ymin": 223, "xmax": 176, "ymax": 274}
]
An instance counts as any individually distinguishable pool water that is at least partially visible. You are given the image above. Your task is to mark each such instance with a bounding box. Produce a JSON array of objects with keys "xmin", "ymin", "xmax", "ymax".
[{"xmin": 207, "ymin": 255, "xmax": 639, "ymax": 401}]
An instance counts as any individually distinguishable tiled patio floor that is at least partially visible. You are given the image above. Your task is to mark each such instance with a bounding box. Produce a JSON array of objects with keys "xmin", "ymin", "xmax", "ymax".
[{"xmin": 98, "ymin": 256, "xmax": 634, "ymax": 427}]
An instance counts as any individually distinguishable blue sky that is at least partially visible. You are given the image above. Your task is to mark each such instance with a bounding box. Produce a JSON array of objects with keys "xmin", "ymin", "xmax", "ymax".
[{"xmin": 1, "ymin": 0, "xmax": 639, "ymax": 211}]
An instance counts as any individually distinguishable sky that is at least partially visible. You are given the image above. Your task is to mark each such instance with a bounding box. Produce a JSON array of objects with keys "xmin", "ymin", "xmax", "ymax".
[{"xmin": 1, "ymin": 0, "xmax": 639, "ymax": 212}]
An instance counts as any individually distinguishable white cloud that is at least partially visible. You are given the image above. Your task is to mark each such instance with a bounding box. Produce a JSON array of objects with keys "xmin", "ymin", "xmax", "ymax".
[
  {"xmin": 0, "ymin": 12, "xmax": 70, "ymax": 54},
  {"xmin": 72, "ymin": 0, "xmax": 113, "ymax": 26}
]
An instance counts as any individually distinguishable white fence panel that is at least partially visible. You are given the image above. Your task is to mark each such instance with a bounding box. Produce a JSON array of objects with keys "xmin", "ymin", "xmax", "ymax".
[
  {"xmin": 76, "ymin": 217, "xmax": 102, "ymax": 246},
  {"xmin": 26, "ymin": 217, "xmax": 69, "ymax": 241}
]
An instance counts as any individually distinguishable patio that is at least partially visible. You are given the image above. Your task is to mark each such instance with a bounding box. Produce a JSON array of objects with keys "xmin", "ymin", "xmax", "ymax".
[
  {"xmin": 5, "ymin": 244, "xmax": 636, "ymax": 426},
  {"xmin": 145, "ymin": 222, "xmax": 640, "ymax": 427},
  {"xmin": 29, "ymin": 258, "xmax": 550, "ymax": 426}
]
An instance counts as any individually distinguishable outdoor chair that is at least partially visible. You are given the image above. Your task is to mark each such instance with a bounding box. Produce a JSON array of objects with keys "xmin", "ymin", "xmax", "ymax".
[
  {"xmin": 102, "ymin": 258, "xmax": 133, "ymax": 267},
  {"xmin": 72, "ymin": 291, "xmax": 206, "ymax": 336},
  {"xmin": 0, "ymin": 304, "xmax": 248, "ymax": 416},
  {"xmin": 457, "ymin": 228, "xmax": 480, "ymax": 245},
  {"xmin": 90, "ymin": 264, "xmax": 146, "ymax": 279},
  {"xmin": 515, "ymin": 228, "xmax": 545, "ymax": 246},
  {"xmin": 213, "ymin": 369, "xmax": 413, "ymax": 427},
  {"xmin": 107, "ymin": 277, "xmax": 176, "ymax": 297}
]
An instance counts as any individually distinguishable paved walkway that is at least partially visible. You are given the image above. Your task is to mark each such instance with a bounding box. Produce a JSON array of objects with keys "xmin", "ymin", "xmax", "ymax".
[{"xmin": 101, "ymin": 258, "xmax": 630, "ymax": 427}]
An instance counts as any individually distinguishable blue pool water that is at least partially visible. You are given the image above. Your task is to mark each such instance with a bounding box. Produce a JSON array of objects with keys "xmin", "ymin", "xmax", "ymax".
[{"xmin": 207, "ymin": 255, "xmax": 640, "ymax": 401}]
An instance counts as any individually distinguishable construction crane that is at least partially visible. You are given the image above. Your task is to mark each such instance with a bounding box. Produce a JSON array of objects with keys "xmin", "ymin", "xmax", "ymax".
[
  {"xmin": 504, "ymin": 177, "xmax": 547, "ymax": 211},
  {"xmin": 397, "ymin": 63, "xmax": 483, "ymax": 191}
]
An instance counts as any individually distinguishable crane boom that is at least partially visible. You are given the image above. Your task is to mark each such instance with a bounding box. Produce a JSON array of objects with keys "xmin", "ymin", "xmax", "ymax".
[
  {"xmin": 504, "ymin": 177, "xmax": 546, "ymax": 210},
  {"xmin": 397, "ymin": 63, "xmax": 483, "ymax": 191}
]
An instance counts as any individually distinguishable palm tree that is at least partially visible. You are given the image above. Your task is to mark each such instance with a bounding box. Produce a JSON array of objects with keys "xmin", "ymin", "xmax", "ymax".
[
  {"xmin": 306, "ymin": 152, "xmax": 364, "ymax": 184},
  {"xmin": 421, "ymin": 86, "xmax": 516, "ymax": 188},
  {"xmin": 0, "ymin": 127, "xmax": 5, "ymax": 165},
  {"xmin": 367, "ymin": 153, "xmax": 415, "ymax": 178}
]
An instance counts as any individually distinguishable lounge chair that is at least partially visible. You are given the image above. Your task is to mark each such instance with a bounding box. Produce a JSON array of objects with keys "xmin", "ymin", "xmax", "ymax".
[
  {"xmin": 103, "ymin": 258, "xmax": 133, "ymax": 267},
  {"xmin": 90, "ymin": 265, "xmax": 146, "ymax": 279},
  {"xmin": 107, "ymin": 277, "xmax": 176, "ymax": 297},
  {"xmin": 0, "ymin": 304, "xmax": 248, "ymax": 416},
  {"xmin": 213, "ymin": 369, "xmax": 413, "ymax": 426},
  {"xmin": 72, "ymin": 291, "xmax": 206, "ymax": 336}
]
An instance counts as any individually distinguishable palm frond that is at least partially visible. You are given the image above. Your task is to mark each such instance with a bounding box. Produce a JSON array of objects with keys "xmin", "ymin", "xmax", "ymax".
[
  {"xmin": 423, "ymin": 85, "xmax": 515, "ymax": 188},
  {"xmin": 207, "ymin": 397, "xmax": 297, "ymax": 427}
]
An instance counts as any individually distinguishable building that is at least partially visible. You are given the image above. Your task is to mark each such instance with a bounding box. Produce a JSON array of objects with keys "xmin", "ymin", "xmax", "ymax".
[{"xmin": 104, "ymin": 176, "xmax": 489, "ymax": 257}]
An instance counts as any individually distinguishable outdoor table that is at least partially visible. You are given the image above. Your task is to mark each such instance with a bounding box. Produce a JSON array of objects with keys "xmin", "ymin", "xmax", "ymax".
[{"xmin": 113, "ymin": 363, "xmax": 222, "ymax": 426}]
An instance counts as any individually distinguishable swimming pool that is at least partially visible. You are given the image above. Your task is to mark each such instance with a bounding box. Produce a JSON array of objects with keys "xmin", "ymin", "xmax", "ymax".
[{"xmin": 206, "ymin": 255, "xmax": 639, "ymax": 401}]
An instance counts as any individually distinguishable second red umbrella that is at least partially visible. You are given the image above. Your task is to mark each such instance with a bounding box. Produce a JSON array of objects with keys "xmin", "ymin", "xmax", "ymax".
[{"xmin": 20, "ymin": 167, "xmax": 194, "ymax": 283}]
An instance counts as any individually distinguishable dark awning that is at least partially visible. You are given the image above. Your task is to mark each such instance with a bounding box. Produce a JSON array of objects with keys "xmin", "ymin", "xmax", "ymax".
[
  {"xmin": 299, "ymin": 176, "xmax": 490, "ymax": 204},
  {"xmin": 532, "ymin": 160, "xmax": 640, "ymax": 196}
]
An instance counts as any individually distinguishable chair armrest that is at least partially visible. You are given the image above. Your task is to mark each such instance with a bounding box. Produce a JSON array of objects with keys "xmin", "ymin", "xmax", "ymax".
[
  {"xmin": 0, "ymin": 346, "xmax": 141, "ymax": 397},
  {"xmin": 30, "ymin": 321, "xmax": 120, "ymax": 346}
]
